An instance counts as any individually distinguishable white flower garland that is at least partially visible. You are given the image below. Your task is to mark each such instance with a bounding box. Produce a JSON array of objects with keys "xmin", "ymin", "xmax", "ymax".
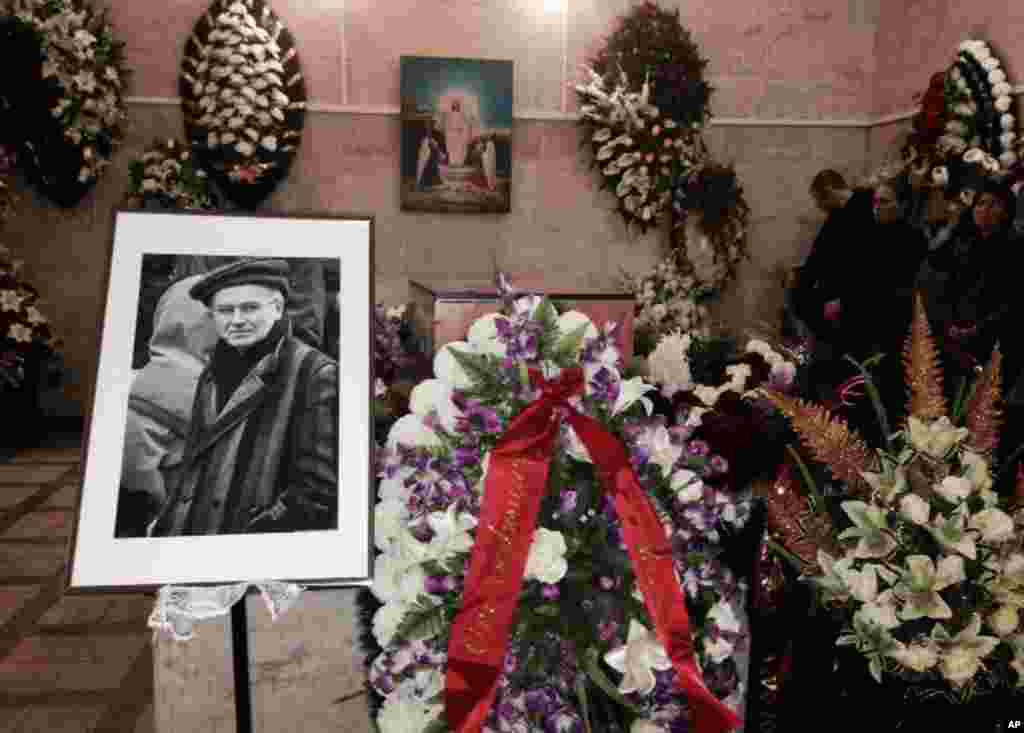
[
  {"xmin": 181, "ymin": 0, "xmax": 306, "ymax": 198},
  {"xmin": 8, "ymin": 0, "xmax": 126, "ymax": 188}
]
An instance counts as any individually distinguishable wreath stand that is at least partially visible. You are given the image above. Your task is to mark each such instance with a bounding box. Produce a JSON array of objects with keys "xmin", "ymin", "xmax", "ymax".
[{"xmin": 230, "ymin": 597, "xmax": 255, "ymax": 733}]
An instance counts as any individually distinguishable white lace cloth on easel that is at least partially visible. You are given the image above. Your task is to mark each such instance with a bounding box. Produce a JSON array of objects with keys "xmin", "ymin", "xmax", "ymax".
[{"xmin": 147, "ymin": 581, "xmax": 305, "ymax": 641}]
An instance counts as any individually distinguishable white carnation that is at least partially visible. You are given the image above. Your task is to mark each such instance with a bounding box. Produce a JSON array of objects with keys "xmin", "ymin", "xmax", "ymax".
[
  {"xmin": 377, "ymin": 685, "xmax": 442, "ymax": 733},
  {"xmin": 386, "ymin": 413, "xmax": 441, "ymax": 451},
  {"xmin": 433, "ymin": 342, "xmax": 477, "ymax": 390},
  {"xmin": 647, "ymin": 331, "xmax": 693, "ymax": 397},
  {"xmin": 556, "ymin": 310, "xmax": 599, "ymax": 345},
  {"xmin": 372, "ymin": 601, "xmax": 410, "ymax": 648},
  {"xmin": 467, "ymin": 312, "xmax": 508, "ymax": 357},
  {"xmin": 525, "ymin": 528, "xmax": 568, "ymax": 584},
  {"xmin": 408, "ymin": 379, "xmax": 461, "ymax": 432}
]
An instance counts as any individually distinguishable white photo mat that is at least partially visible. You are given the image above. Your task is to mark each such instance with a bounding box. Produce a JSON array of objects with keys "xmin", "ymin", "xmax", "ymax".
[{"xmin": 69, "ymin": 210, "xmax": 372, "ymax": 590}]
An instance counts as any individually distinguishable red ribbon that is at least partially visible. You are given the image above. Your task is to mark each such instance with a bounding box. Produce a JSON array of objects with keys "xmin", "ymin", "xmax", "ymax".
[{"xmin": 445, "ymin": 367, "xmax": 741, "ymax": 733}]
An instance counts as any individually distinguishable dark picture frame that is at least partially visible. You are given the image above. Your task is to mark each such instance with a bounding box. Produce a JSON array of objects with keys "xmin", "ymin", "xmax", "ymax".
[
  {"xmin": 67, "ymin": 209, "xmax": 374, "ymax": 592},
  {"xmin": 400, "ymin": 55, "xmax": 513, "ymax": 213}
]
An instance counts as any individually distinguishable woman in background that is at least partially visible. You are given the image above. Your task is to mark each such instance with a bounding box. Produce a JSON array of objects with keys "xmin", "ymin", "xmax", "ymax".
[{"xmin": 916, "ymin": 179, "xmax": 1017, "ymax": 397}]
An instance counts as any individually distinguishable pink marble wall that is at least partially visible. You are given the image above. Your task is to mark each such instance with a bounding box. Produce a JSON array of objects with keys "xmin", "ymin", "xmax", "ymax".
[
  {"xmin": 873, "ymin": 0, "xmax": 1024, "ymax": 118},
  {"xmin": 5, "ymin": 0, "xmax": 896, "ymax": 414},
  {"xmin": 105, "ymin": 0, "xmax": 883, "ymax": 119}
]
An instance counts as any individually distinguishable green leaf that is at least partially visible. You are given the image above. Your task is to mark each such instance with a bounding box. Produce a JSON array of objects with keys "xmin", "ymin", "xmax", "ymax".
[
  {"xmin": 787, "ymin": 444, "xmax": 824, "ymax": 513},
  {"xmin": 535, "ymin": 297, "xmax": 559, "ymax": 334},
  {"xmin": 844, "ymin": 354, "xmax": 893, "ymax": 450},
  {"xmin": 582, "ymin": 649, "xmax": 643, "ymax": 715},
  {"xmin": 423, "ymin": 717, "xmax": 448, "ymax": 733},
  {"xmin": 393, "ymin": 598, "xmax": 448, "ymax": 642}
]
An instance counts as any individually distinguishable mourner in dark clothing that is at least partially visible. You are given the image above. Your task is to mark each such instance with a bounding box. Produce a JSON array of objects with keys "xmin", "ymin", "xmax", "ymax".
[
  {"xmin": 916, "ymin": 179, "xmax": 1017, "ymax": 396},
  {"xmin": 791, "ymin": 170, "xmax": 876, "ymax": 352},
  {"xmin": 792, "ymin": 174, "xmax": 926, "ymax": 443},
  {"xmin": 152, "ymin": 259, "xmax": 339, "ymax": 536}
]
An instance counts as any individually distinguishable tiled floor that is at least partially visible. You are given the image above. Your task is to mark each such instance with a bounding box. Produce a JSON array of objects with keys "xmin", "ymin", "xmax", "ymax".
[{"xmin": 0, "ymin": 433, "xmax": 154, "ymax": 733}]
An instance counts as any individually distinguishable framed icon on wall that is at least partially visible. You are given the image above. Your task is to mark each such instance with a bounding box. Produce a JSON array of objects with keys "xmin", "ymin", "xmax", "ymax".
[{"xmin": 400, "ymin": 55, "xmax": 514, "ymax": 214}]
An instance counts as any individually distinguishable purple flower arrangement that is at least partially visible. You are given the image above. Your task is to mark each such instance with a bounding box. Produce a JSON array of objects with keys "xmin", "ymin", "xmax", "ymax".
[{"xmin": 366, "ymin": 276, "xmax": 751, "ymax": 733}]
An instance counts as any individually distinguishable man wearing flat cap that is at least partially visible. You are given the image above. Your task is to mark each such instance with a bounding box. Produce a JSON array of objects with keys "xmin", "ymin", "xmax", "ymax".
[{"xmin": 152, "ymin": 258, "xmax": 339, "ymax": 536}]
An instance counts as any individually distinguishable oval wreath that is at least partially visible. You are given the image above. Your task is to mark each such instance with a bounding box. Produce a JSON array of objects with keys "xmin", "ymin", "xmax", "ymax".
[
  {"xmin": 180, "ymin": 0, "xmax": 306, "ymax": 209},
  {"xmin": 0, "ymin": 0, "xmax": 127, "ymax": 208},
  {"xmin": 576, "ymin": 1, "xmax": 749, "ymax": 349},
  {"xmin": 365, "ymin": 276, "xmax": 752, "ymax": 733},
  {"xmin": 905, "ymin": 38, "xmax": 1020, "ymax": 193}
]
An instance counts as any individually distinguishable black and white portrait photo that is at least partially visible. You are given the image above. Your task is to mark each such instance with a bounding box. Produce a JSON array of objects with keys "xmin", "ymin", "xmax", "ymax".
[
  {"xmin": 70, "ymin": 211, "xmax": 372, "ymax": 590},
  {"xmin": 116, "ymin": 256, "xmax": 340, "ymax": 540}
]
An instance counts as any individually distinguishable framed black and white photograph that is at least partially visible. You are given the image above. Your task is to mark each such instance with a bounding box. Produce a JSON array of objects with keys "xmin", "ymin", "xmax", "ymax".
[{"xmin": 68, "ymin": 210, "xmax": 373, "ymax": 591}]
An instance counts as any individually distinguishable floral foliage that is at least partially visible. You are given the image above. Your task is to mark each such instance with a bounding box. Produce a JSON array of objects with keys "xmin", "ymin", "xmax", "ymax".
[
  {"xmin": 575, "ymin": 65, "xmax": 701, "ymax": 231},
  {"xmin": 127, "ymin": 138, "xmax": 218, "ymax": 211},
  {"xmin": 770, "ymin": 307, "xmax": 1024, "ymax": 698},
  {"xmin": 643, "ymin": 332, "xmax": 801, "ymax": 492},
  {"xmin": 620, "ymin": 258, "xmax": 711, "ymax": 357},
  {"xmin": 577, "ymin": 2, "xmax": 750, "ymax": 352},
  {"xmin": 367, "ymin": 277, "xmax": 751, "ymax": 733},
  {"xmin": 0, "ymin": 245, "xmax": 59, "ymax": 389},
  {"xmin": 0, "ymin": 0, "xmax": 126, "ymax": 207},
  {"xmin": 588, "ymin": 1, "xmax": 711, "ymax": 130},
  {"xmin": 670, "ymin": 162, "xmax": 750, "ymax": 289}
]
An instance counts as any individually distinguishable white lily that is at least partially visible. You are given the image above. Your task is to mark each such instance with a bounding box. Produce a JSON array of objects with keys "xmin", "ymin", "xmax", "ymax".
[
  {"xmin": 928, "ymin": 511, "xmax": 978, "ymax": 559},
  {"xmin": 934, "ymin": 614, "xmax": 1000, "ymax": 688},
  {"xmin": 604, "ymin": 620, "xmax": 673, "ymax": 696},
  {"xmin": 815, "ymin": 550, "xmax": 858, "ymax": 602},
  {"xmin": 899, "ymin": 494, "xmax": 931, "ymax": 525},
  {"xmin": 613, "ymin": 376, "xmax": 656, "ymax": 417},
  {"xmin": 897, "ymin": 555, "xmax": 964, "ymax": 621},
  {"xmin": 839, "ymin": 501, "xmax": 898, "ymax": 559},
  {"xmin": 969, "ymin": 507, "xmax": 1015, "ymax": 544},
  {"xmin": 857, "ymin": 588, "xmax": 902, "ymax": 629},
  {"xmin": 907, "ymin": 416, "xmax": 968, "ymax": 459},
  {"xmin": 863, "ymin": 467, "xmax": 907, "ymax": 505},
  {"xmin": 887, "ymin": 640, "xmax": 939, "ymax": 672}
]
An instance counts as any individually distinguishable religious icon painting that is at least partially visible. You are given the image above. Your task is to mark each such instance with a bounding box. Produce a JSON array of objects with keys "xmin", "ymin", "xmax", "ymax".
[
  {"xmin": 400, "ymin": 56, "xmax": 514, "ymax": 213},
  {"xmin": 67, "ymin": 209, "xmax": 374, "ymax": 591}
]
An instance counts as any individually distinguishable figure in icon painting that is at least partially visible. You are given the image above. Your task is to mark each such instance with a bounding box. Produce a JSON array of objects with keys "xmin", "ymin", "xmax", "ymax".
[{"xmin": 401, "ymin": 56, "xmax": 513, "ymax": 213}]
